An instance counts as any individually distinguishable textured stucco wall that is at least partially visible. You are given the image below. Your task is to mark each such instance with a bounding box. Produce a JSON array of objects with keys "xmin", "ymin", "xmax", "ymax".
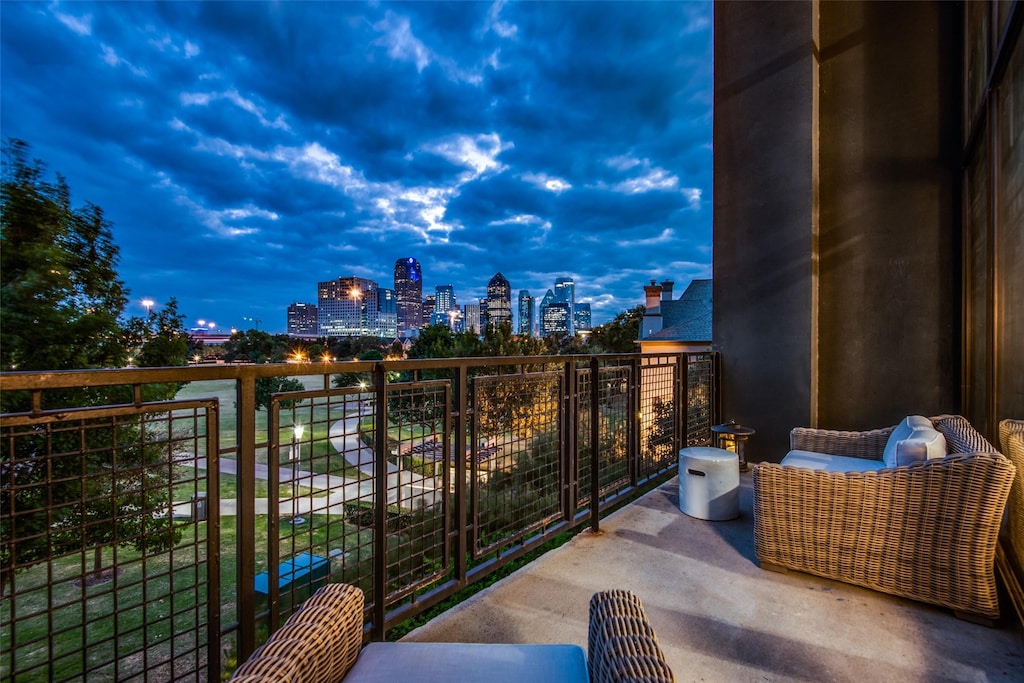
[
  {"xmin": 816, "ymin": 1, "xmax": 959, "ymax": 430},
  {"xmin": 713, "ymin": 1, "xmax": 817, "ymax": 461},
  {"xmin": 713, "ymin": 1, "xmax": 960, "ymax": 461}
]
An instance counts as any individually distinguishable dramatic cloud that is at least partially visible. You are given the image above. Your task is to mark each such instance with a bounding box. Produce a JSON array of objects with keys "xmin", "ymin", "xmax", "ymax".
[{"xmin": 1, "ymin": 0, "xmax": 712, "ymax": 330}]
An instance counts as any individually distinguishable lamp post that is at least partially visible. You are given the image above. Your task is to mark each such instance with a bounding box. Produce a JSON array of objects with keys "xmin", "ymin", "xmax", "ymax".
[
  {"xmin": 141, "ymin": 298, "xmax": 155, "ymax": 317},
  {"xmin": 350, "ymin": 288, "xmax": 364, "ymax": 337},
  {"xmin": 291, "ymin": 423, "xmax": 305, "ymax": 524}
]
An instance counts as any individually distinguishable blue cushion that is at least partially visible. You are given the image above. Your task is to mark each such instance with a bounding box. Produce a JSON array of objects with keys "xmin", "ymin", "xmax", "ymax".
[{"xmin": 344, "ymin": 642, "xmax": 589, "ymax": 683}]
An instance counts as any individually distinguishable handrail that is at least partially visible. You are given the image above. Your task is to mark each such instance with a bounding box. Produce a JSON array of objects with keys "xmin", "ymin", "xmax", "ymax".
[{"xmin": 0, "ymin": 351, "xmax": 719, "ymax": 680}]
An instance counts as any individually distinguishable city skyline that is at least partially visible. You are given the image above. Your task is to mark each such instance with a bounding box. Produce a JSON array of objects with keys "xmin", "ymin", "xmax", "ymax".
[
  {"xmin": 0, "ymin": 1, "xmax": 713, "ymax": 333},
  {"xmin": 290, "ymin": 267, "xmax": 595, "ymax": 338}
]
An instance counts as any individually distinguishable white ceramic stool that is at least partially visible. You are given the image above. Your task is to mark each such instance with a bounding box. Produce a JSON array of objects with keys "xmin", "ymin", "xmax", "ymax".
[{"xmin": 678, "ymin": 447, "xmax": 739, "ymax": 520}]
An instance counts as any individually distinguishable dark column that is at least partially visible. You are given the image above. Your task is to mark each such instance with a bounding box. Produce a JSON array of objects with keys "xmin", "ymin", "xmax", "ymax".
[
  {"xmin": 713, "ymin": 1, "xmax": 960, "ymax": 461},
  {"xmin": 816, "ymin": 1, "xmax": 960, "ymax": 430},
  {"xmin": 713, "ymin": 1, "xmax": 817, "ymax": 461}
]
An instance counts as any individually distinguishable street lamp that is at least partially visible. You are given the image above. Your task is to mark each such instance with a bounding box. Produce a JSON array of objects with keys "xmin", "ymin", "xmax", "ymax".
[
  {"xmin": 350, "ymin": 288, "xmax": 364, "ymax": 337},
  {"xmin": 290, "ymin": 424, "xmax": 306, "ymax": 524},
  {"xmin": 141, "ymin": 298, "xmax": 155, "ymax": 317}
]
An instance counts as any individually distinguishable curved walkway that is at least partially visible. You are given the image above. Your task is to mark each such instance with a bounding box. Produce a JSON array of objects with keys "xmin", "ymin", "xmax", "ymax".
[{"xmin": 176, "ymin": 401, "xmax": 443, "ymax": 516}]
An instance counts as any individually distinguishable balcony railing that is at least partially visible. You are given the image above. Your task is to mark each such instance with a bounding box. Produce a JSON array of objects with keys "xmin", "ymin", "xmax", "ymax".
[{"xmin": 0, "ymin": 351, "xmax": 720, "ymax": 681}]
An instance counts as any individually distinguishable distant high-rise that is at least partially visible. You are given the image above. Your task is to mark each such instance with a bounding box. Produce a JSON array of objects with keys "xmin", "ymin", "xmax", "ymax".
[
  {"xmin": 554, "ymin": 277, "xmax": 575, "ymax": 335},
  {"xmin": 394, "ymin": 257, "xmax": 423, "ymax": 337},
  {"xmin": 518, "ymin": 290, "xmax": 535, "ymax": 336},
  {"xmin": 430, "ymin": 285, "xmax": 457, "ymax": 328},
  {"xmin": 574, "ymin": 303, "xmax": 592, "ymax": 332},
  {"xmin": 287, "ymin": 302, "xmax": 318, "ymax": 337},
  {"xmin": 318, "ymin": 276, "xmax": 397, "ymax": 338},
  {"xmin": 423, "ymin": 294, "xmax": 436, "ymax": 326},
  {"xmin": 486, "ymin": 272, "xmax": 512, "ymax": 328},
  {"xmin": 541, "ymin": 301, "xmax": 571, "ymax": 336},
  {"xmin": 464, "ymin": 303, "xmax": 482, "ymax": 334}
]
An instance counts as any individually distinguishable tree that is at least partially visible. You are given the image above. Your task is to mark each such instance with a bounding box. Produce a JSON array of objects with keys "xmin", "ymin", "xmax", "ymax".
[
  {"xmin": 1, "ymin": 140, "xmax": 186, "ymax": 592},
  {"xmin": 1, "ymin": 139, "xmax": 127, "ymax": 375},
  {"xmin": 222, "ymin": 329, "xmax": 290, "ymax": 364},
  {"xmin": 333, "ymin": 349, "xmax": 383, "ymax": 389},
  {"xmin": 254, "ymin": 376, "xmax": 306, "ymax": 411},
  {"xmin": 587, "ymin": 305, "xmax": 645, "ymax": 354}
]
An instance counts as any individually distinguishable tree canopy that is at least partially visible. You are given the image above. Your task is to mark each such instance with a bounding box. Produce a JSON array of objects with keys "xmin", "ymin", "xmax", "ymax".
[
  {"xmin": 586, "ymin": 305, "xmax": 645, "ymax": 354},
  {"xmin": 1, "ymin": 140, "xmax": 189, "ymax": 591},
  {"xmin": 1, "ymin": 139, "xmax": 188, "ymax": 379}
]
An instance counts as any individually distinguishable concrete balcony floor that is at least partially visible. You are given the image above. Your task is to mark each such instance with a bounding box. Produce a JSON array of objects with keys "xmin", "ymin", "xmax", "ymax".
[{"xmin": 404, "ymin": 475, "xmax": 1024, "ymax": 682}]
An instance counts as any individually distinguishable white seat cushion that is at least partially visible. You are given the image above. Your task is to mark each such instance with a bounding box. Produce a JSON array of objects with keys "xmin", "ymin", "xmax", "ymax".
[
  {"xmin": 781, "ymin": 450, "xmax": 887, "ymax": 473},
  {"xmin": 345, "ymin": 642, "xmax": 589, "ymax": 683}
]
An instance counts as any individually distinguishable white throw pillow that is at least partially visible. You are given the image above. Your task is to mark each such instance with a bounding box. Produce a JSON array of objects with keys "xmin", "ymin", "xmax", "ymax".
[{"xmin": 882, "ymin": 416, "xmax": 947, "ymax": 468}]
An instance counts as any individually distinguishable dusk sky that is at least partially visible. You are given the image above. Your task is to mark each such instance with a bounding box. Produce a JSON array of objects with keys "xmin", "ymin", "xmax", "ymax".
[{"xmin": 1, "ymin": 1, "xmax": 712, "ymax": 334}]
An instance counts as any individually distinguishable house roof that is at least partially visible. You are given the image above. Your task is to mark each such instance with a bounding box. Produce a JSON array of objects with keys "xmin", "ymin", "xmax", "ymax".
[{"xmin": 641, "ymin": 279, "xmax": 712, "ymax": 342}]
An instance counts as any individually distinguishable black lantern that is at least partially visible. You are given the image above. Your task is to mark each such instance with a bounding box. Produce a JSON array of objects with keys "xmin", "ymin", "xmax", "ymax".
[{"xmin": 711, "ymin": 420, "xmax": 756, "ymax": 472}]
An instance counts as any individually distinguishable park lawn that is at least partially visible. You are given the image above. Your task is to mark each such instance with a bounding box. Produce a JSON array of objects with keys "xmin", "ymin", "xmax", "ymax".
[{"xmin": 2, "ymin": 508, "xmax": 375, "ymax": 682}]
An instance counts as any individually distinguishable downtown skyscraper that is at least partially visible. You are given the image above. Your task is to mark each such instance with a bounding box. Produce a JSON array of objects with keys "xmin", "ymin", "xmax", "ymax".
[
  {"xmin": 518, "ymin": 290, "xmax": 535, "ymax": 336},
  {"xmin": 486, "ymin": 272, "xmax": 512, "ymax": 328},
  {"xmin": 554, "ymin": 277, "xmax": 575, "ymax": 335},
  {"xmin": 287, "ymin": 302, "xmax": 318, "ymax": 336},
  {"xmin": 394, "ymin": 257, "xmax": 422, "ymax": 337},
  {"xmin": 318, "ymin": 276, "xmax": 397, "ymax": 338}
]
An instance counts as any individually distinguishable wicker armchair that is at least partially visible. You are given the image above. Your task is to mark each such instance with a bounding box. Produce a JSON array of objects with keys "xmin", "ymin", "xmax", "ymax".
[
  {"xmin": 999, "ymin": 417, "xmax": 1024, "ymax": 626},
  {"xmin": 753, "ymin": 415, "xmax": 1016, "ymax": 622},
  {"xmin": 231, "ymin": 583, "xmax": 674, "ymax": 682},
  {"xmin": 1000, "ymin": 420, "xmax": 1024, "ymax": 598},
  {"xmin": 231, "ymin": 582, "xmax": 365, "ymax": 682}
]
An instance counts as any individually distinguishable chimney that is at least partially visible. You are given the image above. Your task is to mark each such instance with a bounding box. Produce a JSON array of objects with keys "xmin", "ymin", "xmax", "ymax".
[
  {"xmin": 644, "ymin": 280, "xmax": 663, "ymax": 311},
  {"xmin": 660, "ymin": 280, "xmax": 674, "ymax": 301}
]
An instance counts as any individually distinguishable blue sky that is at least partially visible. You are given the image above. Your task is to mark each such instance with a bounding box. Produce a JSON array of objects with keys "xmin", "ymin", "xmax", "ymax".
[{"xmin": 1, "ymin": 1, "xmax": 712, "ymax": 333}]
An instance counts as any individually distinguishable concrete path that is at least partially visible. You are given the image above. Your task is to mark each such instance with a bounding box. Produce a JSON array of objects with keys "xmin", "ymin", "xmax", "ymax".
[{"xmin": 173, "ymin": 403, "xmax": 443, "ymax": 516}]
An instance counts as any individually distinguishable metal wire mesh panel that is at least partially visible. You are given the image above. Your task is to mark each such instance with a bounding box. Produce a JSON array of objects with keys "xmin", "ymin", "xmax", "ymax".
[
  {"xmin": 639, "ymin": 358, "xmax": 678, "ymax": 477},
  {"xmin": 685, "ymin": 354, "xmax": 715, "ymax": 447},
  {"xmin": 577, "ymin": 364, "xmax": 632, "ymax": 510},
  {"xmin": 268, "ymin": 381, "xmax": 450, "ymax": 624},
  {"xmin": 380, "ymin": 381, "xmax": 449, "ymax": 602},
  {"xmin": 0, "ymin": 401, "xmax": 220, "ymax": 682},
  {"xmin": 472, "ymin": 372, "xmax": 562, "ymax": 558}
]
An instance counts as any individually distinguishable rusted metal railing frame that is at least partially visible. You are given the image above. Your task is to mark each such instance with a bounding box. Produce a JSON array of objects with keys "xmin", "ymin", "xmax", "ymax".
[{"xmin": 0, "ymin": 351, "xmax": 719, "ymax": 669}]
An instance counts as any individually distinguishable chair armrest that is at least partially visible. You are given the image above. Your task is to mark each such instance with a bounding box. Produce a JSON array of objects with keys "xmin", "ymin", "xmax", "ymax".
[
  {"xmin": 789, "ymin": 425, "xmax": 893, "ymax": 459},
  {"xmin": 232, "ymin": 583, "xmax": 365, "ymax": 682},
  {"xmin": 588, "ymin": 590, "xmax": 674, "ymax": 683},
  {"xmin": 753, "ymin": 454, "xmax": 1015, "ymax": 618},
  {"xmin": 999, "ymin": 419, "xmax": 1024, "ymax": 582}
]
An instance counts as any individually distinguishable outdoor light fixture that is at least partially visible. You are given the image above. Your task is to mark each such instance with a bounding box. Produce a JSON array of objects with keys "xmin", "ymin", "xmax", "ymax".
[
  {"xmin": 711, "ymin": 420, "xmax": 756, "ymax": 472},
  {"xmin": 289, "ymin": 424, "xmax": 306, "ymax": 525}
]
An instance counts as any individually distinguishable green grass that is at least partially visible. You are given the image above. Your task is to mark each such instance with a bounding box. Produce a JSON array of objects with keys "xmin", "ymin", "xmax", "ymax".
[
  {"xmin": 1, "ymin": 524, "xmax": 214, "ymax": 681},
  {"xmin": 174, "ymin": 376, "xmax": 330, "ymax": 450},
  {"xmin": 3, "ymin": 377, "xmax": 651, "ymax": 679}
]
